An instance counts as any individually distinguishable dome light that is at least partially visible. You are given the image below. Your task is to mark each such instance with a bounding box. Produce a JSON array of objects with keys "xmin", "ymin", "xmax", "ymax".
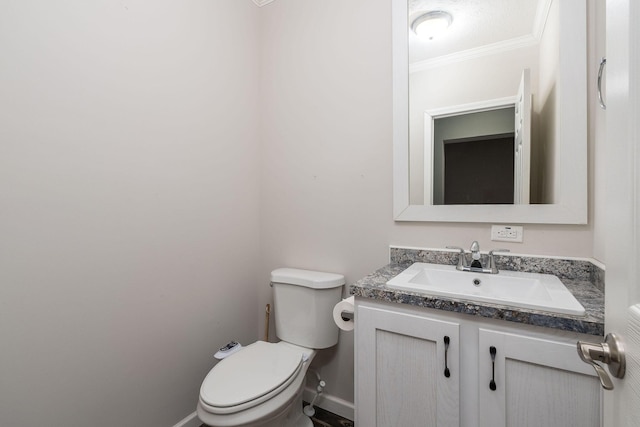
[{"xmin": 412, "ymin": 11, "xmax": 453, "ymax": 40}]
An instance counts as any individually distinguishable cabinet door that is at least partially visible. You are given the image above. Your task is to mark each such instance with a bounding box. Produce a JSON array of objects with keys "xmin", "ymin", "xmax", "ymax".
[
  {"xmin": 478, "ymin": 328, "xmax": 601, "ymax": 427},
  {"xmin": 355, "ymin": 304, "xmax": 460, "ymax": 427}
]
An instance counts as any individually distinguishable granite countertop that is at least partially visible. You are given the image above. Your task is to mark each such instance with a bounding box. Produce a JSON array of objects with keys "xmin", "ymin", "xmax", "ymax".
[{"xmin": 350, "ymin": 262, "xmax": 605, "ymax": 336}]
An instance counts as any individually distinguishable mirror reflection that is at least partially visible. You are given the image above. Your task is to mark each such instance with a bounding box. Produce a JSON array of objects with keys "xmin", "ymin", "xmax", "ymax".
[
  {"xmin": 432, "ymin": 106, "xmax": 517, "ymax": 205},
  {"xmin": 408, "ymin": 0, "xmax": 556, "ymax": 206}
]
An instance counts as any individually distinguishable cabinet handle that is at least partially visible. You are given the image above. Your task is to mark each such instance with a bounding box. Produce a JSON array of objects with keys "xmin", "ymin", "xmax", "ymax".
[
  {"xmin": 597, "ymin": 57, "xmax": 607, "ymax": 110},
  {"xmin": 444, "ymin": 336, "xmax": 451, "ymax": 378},
  {"xmin": 489, "ymin": 346, "xmax": 497, "ymax": 391}
]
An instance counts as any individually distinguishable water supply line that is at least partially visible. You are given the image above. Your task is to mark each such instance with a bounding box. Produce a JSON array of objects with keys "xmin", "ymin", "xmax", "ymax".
[
  {"xmin": 303, "ymin": 369, "xmax": 326, "ymax": 417},
  {"xmin": 264, "ymin": 304, "xmax": 271, "ymax": 342}
]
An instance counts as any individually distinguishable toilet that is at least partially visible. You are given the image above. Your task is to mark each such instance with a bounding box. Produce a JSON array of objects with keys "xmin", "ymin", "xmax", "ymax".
[{"xmin": 197, "ymin": 268, "xmax": 345, "ymax": 427}]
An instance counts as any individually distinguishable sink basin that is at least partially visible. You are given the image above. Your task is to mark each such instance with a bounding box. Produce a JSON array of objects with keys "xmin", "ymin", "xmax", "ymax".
[{"xmin": 386, "ymin": 263, "xmax": 585, "ymax": 316}]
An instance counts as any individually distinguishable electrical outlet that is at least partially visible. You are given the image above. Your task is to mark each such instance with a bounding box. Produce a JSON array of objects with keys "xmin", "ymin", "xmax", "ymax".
[{"xmin": 491, "ymin": 225, "xmax": 524, "ymax": 242}]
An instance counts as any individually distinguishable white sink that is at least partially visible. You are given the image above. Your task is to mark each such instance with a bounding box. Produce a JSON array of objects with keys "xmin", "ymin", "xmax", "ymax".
[{"xmin": 386, "ymin": 262, "xmax": 585, "ymax": 316}]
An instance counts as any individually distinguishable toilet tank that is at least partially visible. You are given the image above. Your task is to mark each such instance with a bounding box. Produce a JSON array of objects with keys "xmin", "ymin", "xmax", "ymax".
[{"xmin": 271, "ymin": 268, "xmax": 345, "ymax": 349}]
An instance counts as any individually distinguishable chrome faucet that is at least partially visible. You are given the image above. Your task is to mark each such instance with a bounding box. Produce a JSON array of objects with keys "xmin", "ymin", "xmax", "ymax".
[
  {"xmin": 470, "ymin": 241, "xmax": 482, "ymax": 268},
  {"xmin": 447, "ymin": 242, "xmax": 510, "ymax": 274}
]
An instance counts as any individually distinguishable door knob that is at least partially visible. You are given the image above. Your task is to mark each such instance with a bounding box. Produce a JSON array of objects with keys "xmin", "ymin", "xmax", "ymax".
[{"xmin": 577, "ymin": 333, "xmax": 625, "ymax": 390}]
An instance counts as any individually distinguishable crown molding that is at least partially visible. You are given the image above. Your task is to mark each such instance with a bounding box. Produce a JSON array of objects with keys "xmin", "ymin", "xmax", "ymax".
[
  {"xmin": 410, "ymin": 34, "xmax": 538, "ymax": 73},
  {"xmin": 532, "ymin": 0, "xmax": 554, "ymax": 40},
  {"xmin": 252, "ymin": 0, "xmax": 275, "ymax": 6}
]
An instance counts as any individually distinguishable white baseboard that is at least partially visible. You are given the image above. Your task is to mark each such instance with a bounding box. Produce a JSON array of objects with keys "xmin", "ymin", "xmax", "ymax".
[
  {"xmin": 303, "ymin": 387, "xmax": 354, "ymax": 422},
  {"xmin": 172, "ymin": 411, "xmax": 201, "ymax": 427}
]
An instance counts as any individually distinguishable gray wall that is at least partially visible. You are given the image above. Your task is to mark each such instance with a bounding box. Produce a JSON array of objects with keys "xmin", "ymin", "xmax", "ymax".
[{"xmin": 0, "ymin": 1, "xmax": 261, "ymax": 426}]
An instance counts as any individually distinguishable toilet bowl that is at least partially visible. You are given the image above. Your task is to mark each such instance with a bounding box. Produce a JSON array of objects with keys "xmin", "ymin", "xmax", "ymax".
[
  {"xmin": 197, "ymin": 268, "xmax": 345, "ymax": 427},
  {"xmin": 197, "ymin": 341, "xmax": 316, "ymax": 427}
]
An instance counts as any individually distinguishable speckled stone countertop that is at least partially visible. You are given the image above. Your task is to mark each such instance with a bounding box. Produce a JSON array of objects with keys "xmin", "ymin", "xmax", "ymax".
[{"xmin": 349, "ymin": 248, "xmax": 605, "ymax": 337}]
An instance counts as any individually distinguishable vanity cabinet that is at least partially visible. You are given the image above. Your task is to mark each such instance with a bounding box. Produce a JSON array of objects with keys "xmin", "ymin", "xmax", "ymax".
[
  {"xmin": 355, "ymin": 303, "xmax": 460, "ymax": 427},
  {"xmin": 478, "ymin": 329, "xmax": 601, "ymax": 427},
  {"xmin": 355, "ymin": 299, "xmax": 602, "ymax": 427}
]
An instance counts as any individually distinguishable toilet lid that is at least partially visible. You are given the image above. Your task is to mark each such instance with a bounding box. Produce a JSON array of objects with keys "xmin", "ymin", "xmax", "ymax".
[{"xmin": 200, "ymin": 341, "xmax": 305, "ymax": 409}]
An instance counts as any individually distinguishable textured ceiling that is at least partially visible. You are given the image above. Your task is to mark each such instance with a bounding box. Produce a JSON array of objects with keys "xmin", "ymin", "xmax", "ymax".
[{"xmin": 409, "ymin": 0, "xmax": 545, "ymax": 64}]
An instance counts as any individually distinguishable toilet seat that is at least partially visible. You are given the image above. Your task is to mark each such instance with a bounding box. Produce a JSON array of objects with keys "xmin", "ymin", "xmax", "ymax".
[{"xmin": 199, "ymin": 341, "xmax": 309, "ymax": 415}]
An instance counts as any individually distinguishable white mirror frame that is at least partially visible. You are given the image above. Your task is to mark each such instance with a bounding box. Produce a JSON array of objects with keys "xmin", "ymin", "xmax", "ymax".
[{"xmin": 393, "ymin": 0, "xmax": 588, "ymax": 224}]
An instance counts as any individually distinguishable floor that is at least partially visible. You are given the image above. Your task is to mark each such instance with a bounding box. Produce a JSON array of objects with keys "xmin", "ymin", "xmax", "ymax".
[
  {"xmin": 307, "ymin": 403, "xmax": 354, "ymax": 427},
  {"xmin": 199, "ymin": 403, "xmax": 354, "ymax": 427}
]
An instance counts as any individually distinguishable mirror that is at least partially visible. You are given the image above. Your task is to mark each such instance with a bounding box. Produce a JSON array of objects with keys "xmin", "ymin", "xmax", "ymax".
[{"xmin": 393, "ymin": 0, "xmax": 588, "ymax": 223}]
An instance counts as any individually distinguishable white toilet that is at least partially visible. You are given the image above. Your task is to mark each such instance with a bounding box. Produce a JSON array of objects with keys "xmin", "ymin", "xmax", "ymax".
[{"xmin": 197, "ymin": 268, "xmax": 345, "ymax": 427}]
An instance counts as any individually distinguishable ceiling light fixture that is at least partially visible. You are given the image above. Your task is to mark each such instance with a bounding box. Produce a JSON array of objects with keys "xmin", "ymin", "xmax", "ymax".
[{"xmin": 412, "ymin": 11, "xmax": 453, "ymax": 40}]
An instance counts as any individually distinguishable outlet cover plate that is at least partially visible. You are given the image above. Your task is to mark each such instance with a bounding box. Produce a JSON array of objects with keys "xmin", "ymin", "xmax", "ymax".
[{"xmin": 491, "ymin": 225, "xmax": 524, "ymax": 242}]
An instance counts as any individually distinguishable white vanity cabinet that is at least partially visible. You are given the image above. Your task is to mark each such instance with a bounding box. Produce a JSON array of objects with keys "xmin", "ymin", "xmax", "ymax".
[
  {"xmin": 478, "ymin": 328, "xmax": 601, "ymax": 427},
  {"xmin": 354, "ymin": 299, "xmax": 602, "ymax": 427},
  {"xmin": 355, "ymin": 302, "xmax": 460, "ymax": 427}
]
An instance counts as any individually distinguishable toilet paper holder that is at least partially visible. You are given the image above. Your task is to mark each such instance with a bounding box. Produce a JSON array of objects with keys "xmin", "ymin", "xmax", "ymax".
[
  {"xmin": 333, "ymin": 296, "xmax": 355, "ymax": 331},
  {"xmin": 340, "ymin": 311, "xmax": 354, "ymax": 321}
]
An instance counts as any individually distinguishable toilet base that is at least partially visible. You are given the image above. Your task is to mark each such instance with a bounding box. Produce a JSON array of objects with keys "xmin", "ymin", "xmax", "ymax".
[
  {"xmin": 259, "ymin": 385, "xmax": 312, "ymax": 427},
  {"xmin": 264, "ymin": 388, "xmax": 313, "ymax": 427},
  {"xmin": 198, "ymin": 385, "xmax": 312, "ymax": 427}
]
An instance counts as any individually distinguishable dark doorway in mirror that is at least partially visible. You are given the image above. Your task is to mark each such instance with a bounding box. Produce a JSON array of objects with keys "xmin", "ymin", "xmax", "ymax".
[{"xmin": 443, "ymin": 133, "xmax": 515, "ymax": 205}]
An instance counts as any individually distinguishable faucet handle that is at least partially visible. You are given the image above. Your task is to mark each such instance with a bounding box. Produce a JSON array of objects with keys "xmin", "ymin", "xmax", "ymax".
[
  {"xmin": 446, "ymin": 246, "xmax": 468, "ymax": 270},
  {"xmin": 488, "ymin": 249, "xmax": 510, "ymax": 273},
  {"xmin": 489, "ymin": 248, "xmax": 510, "ymax": 256}
]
